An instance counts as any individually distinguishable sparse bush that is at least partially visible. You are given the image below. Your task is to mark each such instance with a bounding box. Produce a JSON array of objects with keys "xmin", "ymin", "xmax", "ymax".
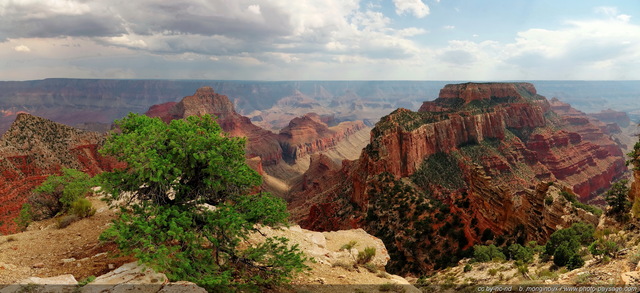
[
  {"xmin": 57, "ymin": 214, "xmax": 80, "ymax": 229},
  {"xmin": 463, "ymin": 264, "xmax": 472, "ymax": 272},
  {"xmin": 332, "ymin": 261, "xmax": 355, "ymax": 271},
  {"xmin": 78, "ymin": 276, "xmax": 96, "ymax": 286},
  {"xmin": 517, "ymin": 264, "xmax": 529, "ymax": 276},
  {"xmin": 341, "ymin": 240, "xmax": 357, "ymax": 250},
  {"xmin": 357, "ymin": 247, "xmax": 376, "ymax": 264},
  {"xmin": 377, "ymin": 271, "xmax": 391, "ymax": 278},
  {"xmin": 69, "ymin": 198, "xmax": 96, "ymax": 218},
  {"xmin": 545, "ymin": 196, "xmax": 554, "ymax": 206},
  {"xmin": 363, "ymin": 263, "xmax": 378, "ymax": 273},
  {"xmin": 14, "ymin": 203, "xmax": 33, "ymax": 232},
  {"xmin": 488, "ymin": 268, "xmax": 498, "ymax": 276}
]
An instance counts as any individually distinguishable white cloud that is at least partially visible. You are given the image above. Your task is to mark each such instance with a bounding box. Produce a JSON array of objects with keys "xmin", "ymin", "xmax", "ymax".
[
  {"xmin": 443, "ymin": 25, "xmax": 455, "ymax": 30},
  {"xmin": 393, "ymin": 0, "xmax": 430, "ymax": 18},
  {"xmin": 247, "ymin": 4, "xmax": 261, "ymax": 15},
  {"xmin": 13, "ymin": 45, "xmax": 31, "ymax": 52}
]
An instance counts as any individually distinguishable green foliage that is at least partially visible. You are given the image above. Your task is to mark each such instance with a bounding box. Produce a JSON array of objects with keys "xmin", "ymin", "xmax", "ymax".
[
  {"xmin": 566, "ymin": 254, "xmax": 585, "ymax": 270},
  {"xmin": 98, "ymin": 113, "xmax": 260, "ymax": 206},
  {"xmin": 78, "ymin": 276, "xmax": 96, "ymax": 286},
  {"xmin": 560, "ymin": 190, "xmax": 602, "ymax": 216},
  {"xmin": 98, "ymin": 113, "xmax": 307, "ymax": 290},
  {"xmin": 30, "ymin": 168, "xmax": 93, "ymax": 219},
  {"xmin": 545, "ymin": 195, "xmax": 553, "ymax": 206},
  {"xmin": 588, "ymin": 239, "xmax": 618, "ymax": 259},
  {"xmin": 341, "ymin": 240, "xmax": 358, "ymax": 251},
  {"xmin": 463, "ymin": 264, "xmax": 472, "ymax": 272},
  {"xmin": 506, "ymin": 243, "xmax": 534, "ymax": 263},
  {"xmin": 488, "ymin": 268, "xmax": 498, "ymax": 276},
  {"xmin": 357, "ymin": 247, "xmax": 376, "ymax": 264},
  {"xmin": 627, "ymin": 140, "xmax": 640, "ymax": 170},
  {"xmin": 473, "ymin": 244, "xmax": 505, "ymax": 262},
  {"xmin": 605, "ymin": 180, "xmax": 631, "ymax": 221},
  {"xmin": 15, "ymin": 203, "xmax": 33, "ymax": 231},
  {"xmin": 69, "ymin": 198, "xmax": 96, "ymax": 218},
  {"xmin": 544, "ymin": 223, "xmax": 593, "ymax": 270},
  {"xmin": 411, "ymin": 152, "xmax": 465, "ymax": 190}
]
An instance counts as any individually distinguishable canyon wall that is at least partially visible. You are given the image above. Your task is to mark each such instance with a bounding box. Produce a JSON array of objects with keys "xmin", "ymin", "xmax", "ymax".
[
  {"xmin": 290, "ymin": 82, "xmax": 626, "ymax": 274},
  {"xmin": 0, "ymin": 114, "xmax": 119, "ymax": 233}
]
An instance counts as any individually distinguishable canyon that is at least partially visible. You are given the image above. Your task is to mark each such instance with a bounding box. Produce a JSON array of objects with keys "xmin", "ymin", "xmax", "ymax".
[
  {"xmin": 290, "ymin": 82, "xmax": 629, "ymax": 274},
  {"xmin": 0, "ymin": 80, "xmax": 636, "ymax": 279},
  {"xmin": 0, "ymin": 114, "xmax": 120, "ymax": 233}
]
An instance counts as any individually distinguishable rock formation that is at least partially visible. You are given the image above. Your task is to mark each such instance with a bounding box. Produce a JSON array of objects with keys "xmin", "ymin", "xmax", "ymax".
[
  {"xmin": 290, "ymin": 82, "xmax": 626, "ymax": 275},
  {"xmin": 145, "ymin": 87, "xmax": 284, "ymax": 166},
  {"xmin": 278, "ymin": 113, "xmax": 367, "ymax": 164},
  {"xmin": 145, "ymin": 87, "xmax": 370, "ymax": 168},
  {"xmin": 0, "ymin": 114, "xmax": 119, "ymax": 233}
]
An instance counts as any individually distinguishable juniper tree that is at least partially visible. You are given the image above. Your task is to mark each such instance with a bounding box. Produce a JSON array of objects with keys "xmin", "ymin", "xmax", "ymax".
[{"xmin": 98, "ymin": 113, "xmax": 307, "ymax": 290}]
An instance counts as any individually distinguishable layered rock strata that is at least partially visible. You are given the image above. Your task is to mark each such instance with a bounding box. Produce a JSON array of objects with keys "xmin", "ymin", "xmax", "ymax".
[{"xmin": 290, "ymin": 82, "xmax": 626, "ymax": 274}]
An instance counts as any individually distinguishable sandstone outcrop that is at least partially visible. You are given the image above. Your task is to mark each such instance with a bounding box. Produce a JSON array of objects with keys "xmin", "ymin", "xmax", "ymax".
[
  {"xmin": 290, "ymin": 82, "xmax": 626, "ymax": 275},
  {"xmin": 0, "ymin": 114, "xmax": 119, "ymax": 233}
]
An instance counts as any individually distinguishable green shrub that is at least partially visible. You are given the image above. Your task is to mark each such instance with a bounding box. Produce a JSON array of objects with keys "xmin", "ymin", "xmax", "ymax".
[
  {"xmin": 341, "ymin": 240, "xmax": 357, "ymax": 250},
  {"xmin": 357, "ymin": 247, "xmax": 376, "ymax": 264},
  {"xmin": 507, "ymin": 243, "xmax": 534, "ymax": 263},
  {"xmin": 70, "ymin": 198, "xmax": 96, "ymax": 218},
  {"xmin": 30, "ymin": 168, "xmax": 93, "ymax": 220},
  {"xmin": 463, "ymin": 264, "xmax": 472, "ymax": 272},
  {"xmin": 488, "ymin": 268, "xmax": 498, "ymax": 276},
  {"xmin": 473, "ymin": 245, "xmax": 505, "ymax": 262},
  {"xmin": 567, "ymin": 254, "xmax": 585, "ymax": 270},
  {"xmin": 545, "ymin": 196, "xmax": 554, "ymax": 206},
  {"xmin": 14, "ymin": 203, "xmax": 33, "ymax": 231}
]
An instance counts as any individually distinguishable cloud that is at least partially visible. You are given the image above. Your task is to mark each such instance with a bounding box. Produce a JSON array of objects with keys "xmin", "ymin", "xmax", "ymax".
[
  {"xmin": 13, "ymin": 45, "xmax": 31, "ymax": 52},
  {"xmin": 0, "ymin": 1, "xmax": 125, "ymax": 40},
  {"xmin": 393, "ymin": 0, "xmax": 430, "ymax": 18},
  {"xmin": 247, "ymin": 4, "xmax": 261, "ymax": 15},
  {"xmin": 443, "ymin": 25, "xmax": 455, "ymax": 30}
]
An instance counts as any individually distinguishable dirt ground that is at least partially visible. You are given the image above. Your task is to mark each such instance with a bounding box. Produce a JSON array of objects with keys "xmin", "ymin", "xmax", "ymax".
[{"xmin": 0, "ymin": 196, "xmax": 134, "ymax": 283}]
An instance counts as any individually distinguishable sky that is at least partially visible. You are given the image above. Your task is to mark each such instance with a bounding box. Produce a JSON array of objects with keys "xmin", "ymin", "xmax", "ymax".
[{"xmin": 1, "ymin": 0, "xmax": 639, "ymax": 81}]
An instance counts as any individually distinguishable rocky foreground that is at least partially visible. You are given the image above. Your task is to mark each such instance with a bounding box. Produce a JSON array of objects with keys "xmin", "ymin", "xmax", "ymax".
[{"xmin": 0, "ymin": 196, "xmax": 418, "ymax": 292}]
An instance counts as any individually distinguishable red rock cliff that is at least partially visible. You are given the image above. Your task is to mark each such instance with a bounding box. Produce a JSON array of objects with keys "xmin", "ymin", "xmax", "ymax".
[
  {"xmin": 278, "ymin": 113, "xmax": 367, "ymax": 164},
  {"xmin": 0, "ymin": 114, "xmax": 120, "ymax": 234},
  {"xmin": 290, "ymin": 82, "xmax": 625, "ymax": 274}
]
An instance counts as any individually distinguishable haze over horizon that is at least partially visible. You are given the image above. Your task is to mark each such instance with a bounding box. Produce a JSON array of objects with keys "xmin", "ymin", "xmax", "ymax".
[{"xmin": 1, "ymin": 0, "xmax": 639, "ymax": 81}]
